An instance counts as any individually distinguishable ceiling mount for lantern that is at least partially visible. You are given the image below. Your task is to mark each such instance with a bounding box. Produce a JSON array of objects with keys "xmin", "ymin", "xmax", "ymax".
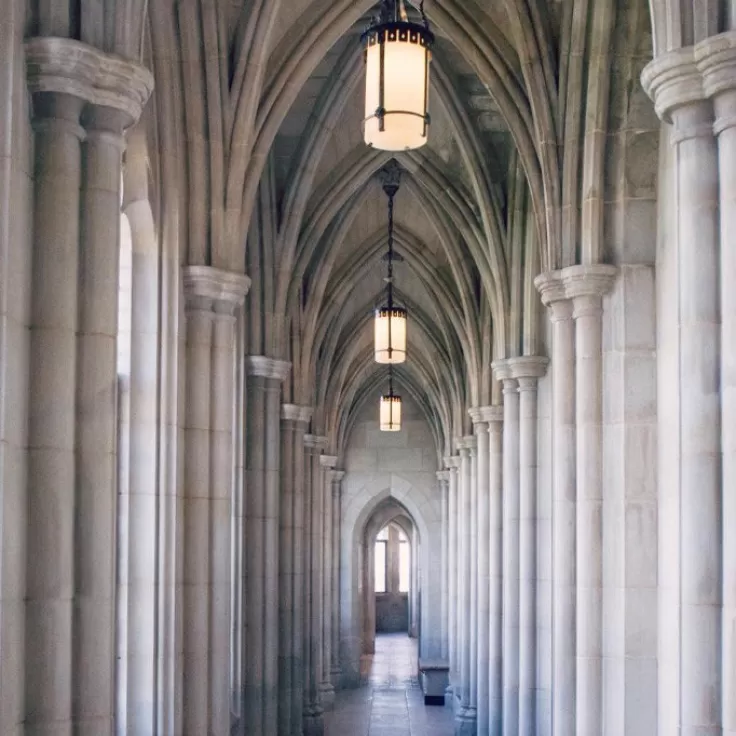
[
  {"xmin": 379, "ymin": 366, "xmax": 402, "ymax": 432},
  {"xmin": 374, "ymin": 161, "xmax": 407, "ymax": 365},
  {"xmin": 362, "ymin": 0, "xmax": 434, "ymax": 151}
]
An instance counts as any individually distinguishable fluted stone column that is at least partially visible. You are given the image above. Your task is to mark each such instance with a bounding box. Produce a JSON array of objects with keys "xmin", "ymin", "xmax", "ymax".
[
  {"xmin": 280, "ymin": 405, "xmax": 313, "ymax": 736},
  {"xmin": 437, "ymin": 470, "xmax": 451, "ymax": 662},
  {"xmin": 697, "ymin": 35, "xmax": 736, "ymax": 735},
  {"xmin": 487, "ymin": 408, "xmax": 505, "ymax": 734},
  {"xmin": 320, "ymin": 456, "xmax": 338, "ymax": 710},
  {"xmin": 534, "ymin": 275, "xmax": 576, "ymax": 735},
  {"xmin": 469, "ymin": 408, "xmax": 491, "ymax": 734},
  {"xmin": 492, "ymin": 361, "xmax": 521, "ymax": 736},
  {"xmin": 182, "ymin": 269, "xmax": 249, "ymax": 736},
  {"xmin": 330, "ymin": 470, "xmax": 345, "ymax": 686},
  {"xmin": 643, "ymin": 51, "xmax": 722, "ymax": 736},
  {"xmin": 445, "ymin": 455, "xmax": 461, "ymax": 699},
  {"xmin": 456, "ymin": 437, "xmax": 477, "ymax": 733},
  {"xmin": 303, "ymin": 434, "xmax": 328, "ymax": 736},
  {"xmin": 509, "ymin": 357, "xmax": 549, "ymax": 736},
  {"xmin": 22, "ymin": 38, "xmax": 152, "ymax": 735},
  {"xmin": 245, "ymin": 356, "xmax": 291, "ymax": 735}
]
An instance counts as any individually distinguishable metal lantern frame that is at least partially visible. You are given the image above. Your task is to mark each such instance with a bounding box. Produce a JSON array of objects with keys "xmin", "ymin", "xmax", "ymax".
[
  {"xmin": 361, "ymin": 0, "xmax": 434, "ymax": 148},
  {"xmin": 374, "ymin": 161, "xmax": 407, "ymax": 364}
]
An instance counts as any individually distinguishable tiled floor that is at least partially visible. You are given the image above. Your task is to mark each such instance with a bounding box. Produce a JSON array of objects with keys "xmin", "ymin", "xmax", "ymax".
[{"xmin": 325, "ymin": 633, "xmax": 455, "ymax": 736}]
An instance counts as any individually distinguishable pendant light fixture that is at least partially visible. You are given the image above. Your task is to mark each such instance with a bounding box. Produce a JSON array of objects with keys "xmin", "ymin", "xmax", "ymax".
[
  {"xmin": 380, "ymin": 366, "xmax": 402, "ymax": 431},
  {"xmin": 362, "ymin": 0, "xmax": 434, "ymax": 151},
  {"xmin": 374, "ymin": 162, "xmax": 407, "ymax": 364}
]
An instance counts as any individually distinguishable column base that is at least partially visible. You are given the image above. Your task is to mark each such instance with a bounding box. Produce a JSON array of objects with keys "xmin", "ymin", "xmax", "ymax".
[
  {"xmin": 330, "ymin": 665, "xmax": 342, "ymax": 687},
  {"xmin": 318, "ymin": 681, "xmax": 335, "ymax": 710},
  {"xmin": 303, "ymin": 707, "xmax": 325, "ymax": 736},
  {"xmin": 455, "ymin": 705, "xmax": 477, "ymax": 735}
]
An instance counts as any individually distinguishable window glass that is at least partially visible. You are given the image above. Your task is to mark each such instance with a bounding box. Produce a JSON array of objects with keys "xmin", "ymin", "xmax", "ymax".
[
  {"xmin": 374, "ymin": 540, "xmax": 386, "ymax": 592},
  {"xmin": 399, "ymin": 539, "xmax": 410, "ymax": 593}
]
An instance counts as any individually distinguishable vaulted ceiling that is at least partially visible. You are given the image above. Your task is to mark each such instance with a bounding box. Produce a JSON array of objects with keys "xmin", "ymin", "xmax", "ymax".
[{"xmin": 112, "ymin": 0, "xmax": 657, "ymax": 460}]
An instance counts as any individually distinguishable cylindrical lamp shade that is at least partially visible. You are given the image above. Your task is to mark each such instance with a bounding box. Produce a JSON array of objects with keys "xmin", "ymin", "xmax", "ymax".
[
  {"xmin": 374, "ymin": 307, "xmax": 407, "ymax": 364},
  {"xmin": 380, "ymin": 394, "xmax": 402, "ymax": 432},
  {"xmin": 363, "ymin": 22, "xmax": 432, "ymax": 151}
]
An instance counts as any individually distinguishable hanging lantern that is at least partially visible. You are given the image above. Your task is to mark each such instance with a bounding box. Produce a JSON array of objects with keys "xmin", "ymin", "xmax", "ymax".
[
  {"xmin": 362, "ymin": 0, "xmax": 434, "ymax": 151},
  {"xmin": 380, "ymin": 367, "xmax": 402, "ymax": 431},
  {"xmin": 374, "ymin": 161, "xmax": 407, "ymax": 364},
  {"xmin": 374, "ymin": 306, "xmax": 407, "ymax": 363}
]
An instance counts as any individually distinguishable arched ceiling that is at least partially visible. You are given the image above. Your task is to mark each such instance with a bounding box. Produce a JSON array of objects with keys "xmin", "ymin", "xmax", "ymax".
[
  {"xmin": 128, "ymin": 0, "xmax": 656, "ymax": 460},
  {"xmin": 262, "ymin": 1, "xmax": 542, "ymax": 456}
]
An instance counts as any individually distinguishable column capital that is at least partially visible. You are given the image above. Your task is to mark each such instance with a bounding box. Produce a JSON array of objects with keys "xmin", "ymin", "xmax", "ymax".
[
  {"xmin": 696, "ymin": 31, "xmax": 736, "ymax": 134},
  {"xmin": 468, "ymin": 407, "xmax": 489, "ymax": 430},
  {"xmin": 304, "ymin": 434, "xmax": 328, "ymax": 451},
  {"xmin": 456, "ymin": 435, "xmax": 477, "ymax": 453},
  {"xmin": 320, "ymin": 455, "xmax": 338, "ymax": 469},
  {"xmin": 491, "ymin": 359, "xmax": 521, "ymax": 391},
  {"xmin": 246, "ymin": 355, "xmax": 291, "ymax": 381},
  {"xmin": 534, "ymin": 270, "xmax": 567, "ymax": 306},
  {"xmin": 25, "ymin": 37, "xmax": 154, "ymax": 125},
  {"xmin": 472, "ymin": 405, "xmax": 504, "ymax": 424},
  {"xmin": 436, "ymin": 470, "xmax": 451, "ymax": 483},
  {"xmin": 641, "ymin": 46, "xmax": 706, "ymax": 123},
  {"xmin": 561, "ymin": 264, "xmax": 617, "ymax": 300},
  {"xmin": 329, "ymin": 470, "xmax": 345, "ymax": 483},
  {"xmin": 282, "ymin": 404, "xmax": 312, "ymax": 424},
  {"xmin": 506, "ymin": 355, "xmax": 549, "ymax": 381},
  {"xmin": 184, "ymin": 265, "xmax": 251, "ymax": 314},
  {"xmin": 444, "ymin": 454, "xmax": 461, "ymax": 470}
]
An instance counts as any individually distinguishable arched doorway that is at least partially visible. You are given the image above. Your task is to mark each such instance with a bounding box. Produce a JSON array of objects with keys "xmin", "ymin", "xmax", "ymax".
[{"xmin": 360, "ymin": 498, "xmax": 421, "ymax": 657}]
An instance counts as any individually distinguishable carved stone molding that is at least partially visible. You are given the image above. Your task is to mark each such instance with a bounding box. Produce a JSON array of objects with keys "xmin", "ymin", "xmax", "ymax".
[
  {"xmin": 282, "ymin": 404, "xmax": 313, "ymax": 424},
  {"xmin": 25, "ymin": 37, "xmax": 154, "ymax": 124},
  {"xmin": 506, "ymin": 355, "xmax": 549, "ymax": 381},
  {"xmin": 246, "ymin": 355, "xmax": 291, "ymax": 381},
  {"xmin": 436, "ymin": 470, "xmax": 451, "ymax": 483},
  {"xmin": 444, "ymin": 455, "xmax": 461, "ymax": 470},
  {"xmin": 320, "ymin": 455, "xmax": 338, "ymax": 469},
  {"xmin": 183, "ymin": 265, "xmax": 251, "ymax": 311},
  {"xmin": 641, "ymin": 46, "xmax": 705, "ymax": 123},
  {"xmin": 304, "ymin": 434, "xmax": 328, "ymax": 450}
]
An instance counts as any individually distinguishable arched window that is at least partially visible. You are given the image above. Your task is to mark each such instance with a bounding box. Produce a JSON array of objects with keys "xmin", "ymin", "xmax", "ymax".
[
  {"xmin": 375, "ymin": 523, "xmax": 411, "ymax": 595},
  {"xmin": 375, "ymin": 526, "xmax": 389, "ymax": 593},
  {"xmin": 398, "ymin": 529, "xmax": 410, "ymax": 593}
]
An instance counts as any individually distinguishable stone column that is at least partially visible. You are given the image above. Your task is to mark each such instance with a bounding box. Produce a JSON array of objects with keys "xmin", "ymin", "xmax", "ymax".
[
  {"xmin": 469, "ymin": 438, "xmax": 478, "ymax": 714},
  {"xmin": 697, "ymin": 35, "xmax": 736, "ymax": 735},
  {"xmin": 534, "ymin": 274, "xmax": 576, "ymax": 736},
  {"xmin": 456, "ymin": 437, "xmax": 477, "ymax": 733},
  {"xmin": 23, "ymin": 38, "xmax": 152, "ymax": 735},
  {"xmin": 330, "ymin": 470, "xmax": 345, "ymax": 686},
  {"xmin": 245, "ymin": 356, "xmax": 291, "ymax": 735},
  {"xmin": 437, "ymin": 470, "xmax": 451, "ymax": 661},
  {"xmin": 320, "ymin": 456, "xmax": 338, "ymax": 710},
  {"xmin": 569, "ymin": 267, "xmax": 616, "ymax": 734},
  {"xmin": 445, "ymin": 455, "xmax": 461, "ymax": 698},
  {"xmin": 303, "ymin": 434, "xmax": 328, "ymax": 736},
  {"xmin": 493, "ymin": 361, "xmax": 521, "ymax": 736},
  {"xmin": 487, "ymin": 408, "xmax": 505, "ymax": 734},
  {"xmin": 469, "ymin": 409, "xmax": 491, "ymax": 734},
  {"xmin": 280, "ymin": 405, "xmax": 312, "ymax": 736},
  {"xmin": 509, "ymin": 357, "xmax": 549, "ymax": 736},
  {"xmin": 182, "ymin": 269, "xmax": 250, "ymax": 736},
  {"xmin": 643, "ymin": 51, "xmax": 722, "ymax": 736}
]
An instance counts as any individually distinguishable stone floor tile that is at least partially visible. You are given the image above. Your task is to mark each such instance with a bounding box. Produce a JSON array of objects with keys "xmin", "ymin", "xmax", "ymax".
[{"xmin": 325, "ymin": 633, "xmax": 454, "ymax": 736}]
